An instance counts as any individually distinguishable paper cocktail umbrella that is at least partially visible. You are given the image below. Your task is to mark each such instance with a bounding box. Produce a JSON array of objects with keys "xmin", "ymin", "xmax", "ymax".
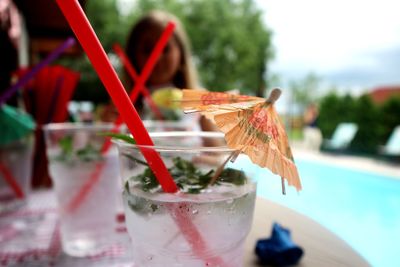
[
  {"xmin": 0, "ymin": 105, "xmax": 35, "ymax": 146},
  {"xmin": 181, "ymin": 88, "xmax": 302, "ymax": 193}
]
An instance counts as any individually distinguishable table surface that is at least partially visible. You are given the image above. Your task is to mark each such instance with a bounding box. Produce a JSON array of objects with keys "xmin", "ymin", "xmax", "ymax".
[
  {"xmin": 244, "ymin": 197, "xmax": 370, "ymax": 267},
  {"xmin": 0, "ymin": 190, "xmax": 369, "ymax": 266}
]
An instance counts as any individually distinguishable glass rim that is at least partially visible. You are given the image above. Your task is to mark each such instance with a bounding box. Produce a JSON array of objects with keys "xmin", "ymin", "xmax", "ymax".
[
  {"xmin": 142, "ymin": 119, "xmax": 192, "ymax": 127},
  {"xmin": 42, "ymin": 122, "xmax": 116, "ymax": 132},
  {"xmin": 113, "ymin": 131, "xmax": 235, "ymax": 152}
]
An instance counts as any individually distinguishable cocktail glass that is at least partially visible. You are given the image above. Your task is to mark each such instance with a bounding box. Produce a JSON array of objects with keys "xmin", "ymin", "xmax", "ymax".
[
  {"xmin": 115, "ymin": 131, "xmax": 257, "ymax": 267},
  {"xmin": 43, "ymin": 123, "xmax": 121, "ymax": 257},
  {"xmin": 0, "ymin": 136, "xmax": 34, "ymax": 213}
]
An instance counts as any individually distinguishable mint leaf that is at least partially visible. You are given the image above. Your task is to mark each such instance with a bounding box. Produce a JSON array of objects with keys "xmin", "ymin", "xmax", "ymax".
[
  {"xmin": 55, "ymin": 135, "xmax": 102, "ymax": 163},
  {"xmin": 100, "ymin": 132, "xmax": 136, "ymax": 145},
  {"xmin": 76, "ymin": 144, "xmax": 102, "ymax": 162}
]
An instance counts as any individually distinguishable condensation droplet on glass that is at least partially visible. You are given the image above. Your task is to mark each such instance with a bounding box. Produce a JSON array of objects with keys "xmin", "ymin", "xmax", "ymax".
[{"xmin": 192, "ymin": 209, "xmax": 199, "ymax": 215}]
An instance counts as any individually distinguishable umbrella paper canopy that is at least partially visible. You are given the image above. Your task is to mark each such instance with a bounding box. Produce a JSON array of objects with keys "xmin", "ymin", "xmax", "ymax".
[
  {"xmin": 0, "ymin": 104, "xmax": 36, "ymax": 146},
  {"xmin": 181, "ymin": 89, "xmax": 302, "ymax": 192}
]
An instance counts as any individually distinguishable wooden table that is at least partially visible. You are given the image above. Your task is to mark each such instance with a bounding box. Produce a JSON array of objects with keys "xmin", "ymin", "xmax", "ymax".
[{"xmin": 244, "ymin": 197, "xmax": 370, "ymax": 267}]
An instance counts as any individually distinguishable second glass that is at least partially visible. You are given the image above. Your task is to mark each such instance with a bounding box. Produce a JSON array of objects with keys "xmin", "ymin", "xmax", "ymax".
[{"xmin": 44, "ymin": 123, "xmax": 121, "ymax": 257}]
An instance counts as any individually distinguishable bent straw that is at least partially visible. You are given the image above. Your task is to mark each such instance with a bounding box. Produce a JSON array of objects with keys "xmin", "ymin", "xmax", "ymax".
[
  {"xmin": 55, "ymin": 0, "xmax": 177, "ymax": 193},
  {"xmin": 0, "ymin": 163, "xmax": 24, "ymax": 199},
  {"xmin": 56, "ymin": 2, "xmax": 228, "ymax": 266},
  {"xmin": 113, "ymin": 43, "xmax": 166, "ymax": 120},
  {"xmin": 66, "ymin": 23, "xmax": 175, "ymax": 213},
  {"xmin": 0, "ymin": 38, "xmax": 75, "ymax": 106}
]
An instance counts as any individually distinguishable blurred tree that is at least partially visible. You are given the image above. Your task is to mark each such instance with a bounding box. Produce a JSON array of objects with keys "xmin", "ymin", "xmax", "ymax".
[
  {"xmin": 129, "ymin": 0, "xmax": 273, "ymax": 96},
  {"xmin": 318, "ymin": 92, "xmax": 356, "ymax": 138},
  {"xmin": 351, "ymin": 95, "xmax": 382, "ymax": 154},
  {"xmin": 380, "ymin": 96, "xmax": 400, "ymax": 142},
  {"xmin": 86, "ymin": 0, "xmax": 130, "ymax": 51},
  {"xmin": 58, "ymin": 0, "xmax": 131, "ymax": 103},
  {"xmin": 288, "ymin": 73, "xmax": 320, "ymax": 114}
]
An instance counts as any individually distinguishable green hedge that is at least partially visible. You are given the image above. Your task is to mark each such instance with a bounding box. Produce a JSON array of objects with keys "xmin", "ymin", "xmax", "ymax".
[{"xmin": 318, "ymin": 92, "xmax": 400, "ymax": 155}]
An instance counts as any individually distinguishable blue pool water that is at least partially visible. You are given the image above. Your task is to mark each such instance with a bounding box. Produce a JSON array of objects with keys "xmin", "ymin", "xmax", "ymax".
[{"xmin": 252, "ymin": 158, "xmax": 400, "ymax": 267}]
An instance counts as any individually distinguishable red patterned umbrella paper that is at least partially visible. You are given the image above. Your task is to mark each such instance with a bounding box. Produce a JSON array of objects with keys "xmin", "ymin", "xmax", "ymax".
[{"xmin": 181, "ymin": 88, "xmax": 302, "ymax": 193}]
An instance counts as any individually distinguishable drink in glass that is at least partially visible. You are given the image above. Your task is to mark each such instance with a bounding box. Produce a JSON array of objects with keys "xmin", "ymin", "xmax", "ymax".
[
  {"xmin": 44, "ymin": 123, "xmax": 121, "ymax": 257},
  {"xmin": 0, "ymin": 136, "xmax": 33, "ymax": 213},
  {"xmin": 115, "ymin": 131, "xmax": 257, "ymax": 266}
]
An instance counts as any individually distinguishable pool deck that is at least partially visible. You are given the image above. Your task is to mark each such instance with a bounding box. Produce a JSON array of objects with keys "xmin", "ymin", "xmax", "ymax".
[{"xmin": 291, "ymin": 145, "xmax": 400, "ymax": 179}]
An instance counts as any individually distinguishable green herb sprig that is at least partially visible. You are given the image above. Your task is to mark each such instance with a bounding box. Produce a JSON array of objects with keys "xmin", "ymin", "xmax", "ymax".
[
  {"xmin": 127, "ymin": 156, "xmax": 246, "ymax": 194},
  {"xmin": 55, "ymin": 135, "xmax": 102, "ymax": 162},
  {"xmin": 111, "ymin": 133, "xmax": 247, "ymax": 194}
]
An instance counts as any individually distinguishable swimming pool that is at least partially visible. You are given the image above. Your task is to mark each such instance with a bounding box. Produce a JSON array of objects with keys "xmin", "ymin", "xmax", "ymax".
[{"xmin": 254, "ymin": 158, "xmax": 400, "ymax": 267}]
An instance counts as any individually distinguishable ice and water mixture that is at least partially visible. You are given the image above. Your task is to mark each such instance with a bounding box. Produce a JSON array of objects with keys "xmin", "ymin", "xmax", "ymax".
[{"xmin": 123, "ymin": 181, "xmax": 256, "ymax": 267}]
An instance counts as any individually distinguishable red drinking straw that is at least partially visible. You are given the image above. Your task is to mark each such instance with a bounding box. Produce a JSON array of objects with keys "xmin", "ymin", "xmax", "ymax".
[
  {"xmin": 0, "ymin": 163, "xmax": 24, "ymax": 199},
  {"xmin": 66, "ymin": 22, "xmax": 176, "ymax": 212},
  {"xmin": 113, "ymin": 43, "xmax": 165, "ymax": 120},
  {"xmin": 55, "ymin": 0, "xmax": 178, "ymax": 193}
]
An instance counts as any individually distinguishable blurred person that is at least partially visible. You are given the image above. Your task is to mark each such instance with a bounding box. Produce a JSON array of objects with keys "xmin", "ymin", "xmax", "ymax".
[
  {"xmin": 0, "ymin": 0, "xmax": 20, "ymax": 106},
  {"xmin": 101, "ymin": 10, "xmax": 217, "ymax": 132},
  {"xmin": 303, "ymin": 103, "xmax": 322, "ymax": 151},
  {"xmin": 126, "ymin": 10, "xmax": 198, "ymax": 94}
]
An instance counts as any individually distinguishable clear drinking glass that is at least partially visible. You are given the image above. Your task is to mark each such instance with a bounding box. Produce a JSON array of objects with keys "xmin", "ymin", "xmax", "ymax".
[
  {"xmin": 43, "ymin": 123, "xmax": 121, "ymax": 257},
  {"xmin": 0, "ymin": 136, "xmax": 34, "ymax": 213},
  {"xmin": 115, "ymin": 131, "xmax": 257, "ymax": 267}
]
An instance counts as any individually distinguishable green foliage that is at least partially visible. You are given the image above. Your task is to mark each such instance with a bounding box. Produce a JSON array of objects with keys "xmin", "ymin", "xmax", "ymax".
[
  {"xmin": 380, "ymin": 96, "xmax": 400, "ymax": 141},
  {"xmin": 86, "ymin": 0, "xmax": 131, "ymax": 51},
  {"xmin": 350, "ymin": 95, "xmax": 382, "ymax": 154},
  {"xmin": 58, "ymin": 0, "xmax": 132, "ymax": 103},
  {"xmin": 318, "ymin": 92, "xmax": 356, "ymax": 138},
  {"xmin": 182, "ymin": 0, "xmax": 272, "ymax": 95},
  {"xmin": 289, "ymin": 73, "xmax": 321, "ymax": 111}
]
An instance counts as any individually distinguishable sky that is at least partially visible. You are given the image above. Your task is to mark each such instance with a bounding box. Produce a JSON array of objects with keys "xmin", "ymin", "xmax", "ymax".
[{"xmin": 254, "ymin": 0, "xmax": 400, "ymax": 95}]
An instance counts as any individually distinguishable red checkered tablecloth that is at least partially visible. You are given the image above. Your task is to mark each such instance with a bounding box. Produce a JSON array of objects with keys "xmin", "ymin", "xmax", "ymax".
[{"xmin": 0, "ymin": 190, "xmax": 134, "ymax": 267}]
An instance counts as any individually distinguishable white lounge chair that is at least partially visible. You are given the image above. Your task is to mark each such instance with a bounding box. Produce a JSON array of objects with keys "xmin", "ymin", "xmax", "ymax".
[
  {"xmin": 322, "ymin": 122, "xmax": 358, "ymax": 151},
  {"xmin": 380, "ymin": 125, "xmax": 400, "ymax": 156}
]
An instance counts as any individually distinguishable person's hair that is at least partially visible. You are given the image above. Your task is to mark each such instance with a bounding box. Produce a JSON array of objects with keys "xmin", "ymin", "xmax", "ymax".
[{"xmin": 125, "ymin": 10, "xmax": 198, "ymax": 89}]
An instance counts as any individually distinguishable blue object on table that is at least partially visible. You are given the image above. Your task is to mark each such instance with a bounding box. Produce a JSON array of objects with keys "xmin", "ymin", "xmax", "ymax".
[{"xmin": 255, "ymin": 222, "xmax": 304, "ymax": 266}]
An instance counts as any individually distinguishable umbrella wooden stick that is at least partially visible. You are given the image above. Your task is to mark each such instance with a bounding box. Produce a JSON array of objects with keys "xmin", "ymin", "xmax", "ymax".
[
  {"xmin": 266, "ymin": 89, "xmax": 286, "ymax": 194},
  {"xmin": 209, "ymin": 150, "xmax": 240, "ymax": 185}
]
